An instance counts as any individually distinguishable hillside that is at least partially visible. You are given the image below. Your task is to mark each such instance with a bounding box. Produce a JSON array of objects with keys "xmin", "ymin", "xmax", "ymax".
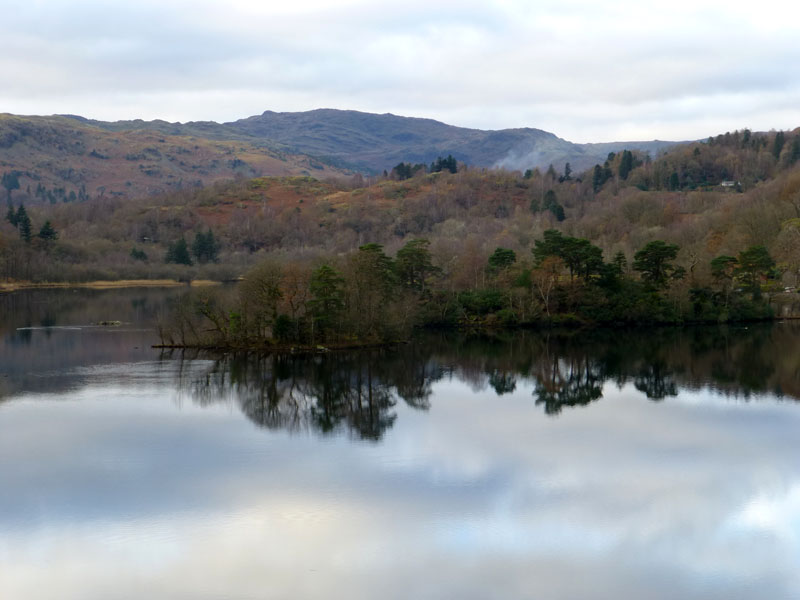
[
  {"xmin": 226, "ymin": 109, "xmax": 677, "ymax": 173},
  {"xmin": 0, "ymin": 109, "xmax": 678, "ymax": 199},
  {"xmin": 2, "ymin": 126, "xmax": 799, "ymax": 296},
  {"xmin": 0, "ymin": 114, "xmax": 343, "ymax": 202}
]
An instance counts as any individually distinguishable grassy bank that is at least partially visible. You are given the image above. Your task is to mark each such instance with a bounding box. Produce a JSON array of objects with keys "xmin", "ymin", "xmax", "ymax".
[{"xmin": 0, "ymin": 279, "xmax": 223, "ymax": 292}]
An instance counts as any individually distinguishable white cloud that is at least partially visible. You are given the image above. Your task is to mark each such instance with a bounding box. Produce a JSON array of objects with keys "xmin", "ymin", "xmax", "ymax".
[{"xmin": 0, "ymin": 0, "xmax": 799, "ymax": 140}]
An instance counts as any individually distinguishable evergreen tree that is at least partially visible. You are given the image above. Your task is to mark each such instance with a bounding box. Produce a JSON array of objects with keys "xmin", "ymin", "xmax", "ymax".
[
  {"xmin": 741, "ymin": 128, "xmax": 751, "ymax": 147},
  {"xmin": 309, "ymin": 264, "xmax": 345, "ymax": 337},
  {"xmin": 612, "ymin": 251, "xmax": 627, "ymax": 274},
  {"xmin": 6, "ymin": 203, "xmax": 18, "ymax": 227},
  {"xmin": 192, "ymin": 229, "xmax": 220, "ymax": 263},
  {"xmin": 353, "ymin": 243, "xmax": 395, "ymax": 293},
  {"xmin": 533, "ymin": 229, "xmax": 567, "ymax": 265},
  {"xmin": 772, "ymin": 131, "xmax": 785, "ymax": 159},
  {"xmin": 592, "ymin": 165, "xmax": 603, "ymax": 192},
  {"xmin": 790, "ymin": 137, "xmax": 800, "ymax": 165},
  {"xmin": 532, "ymin": 230, "xmax": 603, "ymax": 281},
  {"xmin": 710, "ymin": 255, "xmax": 738, "ymax": 307},
  {"xmin": 391, "ymin": 162, "xmax": 425, "ymax": 180},
  {"xmin": 542, "ymin": 190, "xmax": 565, "ymax": 221},
  {"xmin": 487, "ymin": 247, "xmax": 517, "ymax": 273},
  {"xmin": 16, "ymin": 205, "xmax": 32, "ymax": 243},
  {"xmin": 2, "ymin": 172, "xmax": 20, "ymax": 203},
  {"xmin": 668, "ymin": 172, "xmax": 680, "ymax": 191},
  {"xmin": 618, "ymin": 150, "xmax": 634, "ymax": 180},
  {"xmin": 130, "ymin": 247, "xmax": 148, "ymax": 261},
  {"xmin": 38, "ymin": 220, "xmax": 58, "ymax": 242},
  {"xmin": 430, "ymin": 155, "xmax": 458, "ymax": 174},
  {"xmin": 395, "ymin": 238, "xmax": 438, "ymax": 292},
  {"xmin": 165, "ymin": 238, "xmax": 193, "ymax": 265},
  {"xmin": 632, "ymin": 241, "xmax": 684, "ymax": 290},
  {"xmin": 735, "ymin": 245, "xmax": 774, "ymax": 299}
]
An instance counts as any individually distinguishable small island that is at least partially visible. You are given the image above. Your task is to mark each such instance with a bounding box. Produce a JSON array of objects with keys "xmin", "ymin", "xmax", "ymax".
[{"xmin": 156, "ymin": 231, "xmax": 781, "ymax": 351}]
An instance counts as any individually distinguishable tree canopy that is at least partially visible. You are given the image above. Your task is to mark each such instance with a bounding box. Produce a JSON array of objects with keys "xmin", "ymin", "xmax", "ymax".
[{"xmin": 632, "ymin": 241, "xmax": 685, "ymax": 289}]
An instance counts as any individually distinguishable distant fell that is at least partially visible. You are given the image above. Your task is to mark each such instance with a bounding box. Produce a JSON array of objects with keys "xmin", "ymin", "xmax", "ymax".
[
  {"xmin": 66, "ymin": 108, "xmax": 679, "ymax": 173},
  {"xmin": 0, "ymin": 113, "xmax": 340, "ymax": 201},
  {"xmin": 1, "ymin": 108, "xmax": 680, "ymax": 200},
  {"xmin": 225, "ymin": 109, "xmax": 677, "ymax": 173}
]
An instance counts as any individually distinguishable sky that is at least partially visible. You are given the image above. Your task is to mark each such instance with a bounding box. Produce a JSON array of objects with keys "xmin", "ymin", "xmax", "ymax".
[{"xmin": 1, "ymin": 0, "xmax": 799, "ymax": 142}]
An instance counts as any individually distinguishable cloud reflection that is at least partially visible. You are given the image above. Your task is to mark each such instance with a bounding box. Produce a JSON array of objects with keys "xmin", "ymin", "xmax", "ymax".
[{"xmin": 1, "ymin": 327, "xmax": 800, "ymax": 598}]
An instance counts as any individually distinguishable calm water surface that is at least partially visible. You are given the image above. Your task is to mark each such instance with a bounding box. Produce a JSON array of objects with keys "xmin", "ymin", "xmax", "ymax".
[{"xmin": 1, "ymin": 288, "xmax": 800, "ymax": 599}]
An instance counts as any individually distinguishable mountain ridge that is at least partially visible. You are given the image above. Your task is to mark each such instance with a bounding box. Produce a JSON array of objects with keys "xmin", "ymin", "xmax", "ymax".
[
  {"xmin": 61, "ymin": 108, "xmax": 680, "ymax": 173},
  {"xmin": 2, "ymin": 108, "xmax": 681, "ymax": 200}
]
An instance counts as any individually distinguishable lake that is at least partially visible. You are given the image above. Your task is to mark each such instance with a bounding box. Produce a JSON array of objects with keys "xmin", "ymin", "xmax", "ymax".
[{"xmin": 1, "ymin": 288, "xmax": 800, "ymax": 599}]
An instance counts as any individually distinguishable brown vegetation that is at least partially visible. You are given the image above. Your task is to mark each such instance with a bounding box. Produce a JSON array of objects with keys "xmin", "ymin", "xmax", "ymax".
[{"xmin": 0, "ymin": 128, "xmax": 798, "ymax": 298}]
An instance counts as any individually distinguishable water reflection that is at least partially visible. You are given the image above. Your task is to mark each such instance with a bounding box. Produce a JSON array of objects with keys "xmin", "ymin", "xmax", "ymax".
[
  {"xmin": 174, "ymin": 348, "xmax": 441, "ymax": 441},
  {"xmin": 173, "ymin": 324, "xmax": 800, "ymax": 439},
  {"xmin": 0, "ymin": 287, "xmax": 186, "ymax": 397},
  {"xmin": 3, "ymin": 290, "xmax": 800, "ymax": 600}
]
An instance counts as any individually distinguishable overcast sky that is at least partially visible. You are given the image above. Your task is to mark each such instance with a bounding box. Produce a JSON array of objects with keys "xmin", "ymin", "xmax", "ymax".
[{"xmin": 2, "ymin": 0, "xmax": 799, "ymax": 142}]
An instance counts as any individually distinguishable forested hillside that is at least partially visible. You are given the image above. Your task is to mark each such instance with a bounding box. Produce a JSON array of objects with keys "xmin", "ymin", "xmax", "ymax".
[{"xmin": 2, "ymin": 127, "xmax": 798, "ymax": 295}]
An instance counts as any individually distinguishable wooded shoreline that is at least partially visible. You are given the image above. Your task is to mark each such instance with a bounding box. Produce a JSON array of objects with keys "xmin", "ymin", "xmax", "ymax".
[{"xmin": 152, "ymin": 309, "xmax": 800, "ymax": 355}]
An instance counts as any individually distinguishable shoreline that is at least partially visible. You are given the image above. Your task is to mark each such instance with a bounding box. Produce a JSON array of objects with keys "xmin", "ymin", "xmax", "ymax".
[
  {"xmin": 153, "ymin": 340, "xmax": 408, "ymax": 355},
  {"xmin": 152, "ymin": 316, "xmax": 800, "ymax": 355},
  {"xmin": 0, "ymin": 279, "xmax": 223, "ymax": 292}
]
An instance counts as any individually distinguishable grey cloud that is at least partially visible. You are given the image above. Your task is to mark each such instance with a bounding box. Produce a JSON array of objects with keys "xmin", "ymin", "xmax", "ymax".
[
  {"xmin": 3, "ymin": 368, "xmax": 800, "ymax": 599},
  {"xmin": 1, "ymin": 1, "xmax": 799, "ymax": 140}
]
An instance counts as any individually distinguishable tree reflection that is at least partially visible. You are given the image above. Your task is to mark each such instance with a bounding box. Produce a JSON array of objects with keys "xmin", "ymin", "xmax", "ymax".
[
  {"xmin": 178, "ymin": 348, "xmax": 436, "ymax": 441},
  {"xmin": 533, "ymin": 354, "xmax": 604, "ymax": 414},
  {"xmin": 161, "ymin": 323, "xmax": 800, "ymax": 437},
  {"xmin": 634, "ymin": 362, "xmax": 678, "ymax": 400}
]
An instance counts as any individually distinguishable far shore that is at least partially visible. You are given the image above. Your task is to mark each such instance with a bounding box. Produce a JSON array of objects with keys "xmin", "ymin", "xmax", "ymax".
[{"xmin": 0, "ymin": 279, "xmax": 223, "ymax": 292}]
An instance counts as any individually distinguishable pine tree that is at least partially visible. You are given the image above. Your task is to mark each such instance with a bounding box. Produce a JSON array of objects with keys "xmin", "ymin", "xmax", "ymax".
[
  {"xmin": 736, "ymin": 245, "xmax": 774, "ymax": 300},
  {"xmin": 772, "ymin": 131, "xmax": 785, "ymax": 159},
  {"xmin": 487, "ymin": 248, "xmax": 517, "ymax": 273},
  {"xmin": 6, "ymin": 203, "xmax": 17, "ymax": 227},
  {"xmin": 16, "ymin": 205, "xmax": 32, "ymax": 243},
  {"xmin": 165, "ymin": 238, "xmax": 192, "ymax": 265},
  {"xmin": 130, "ymin": 247, "xmax": 148, "ymax": 261},
  {"xmin": 618, "ymin": 150, "xmax": 634, "ymax": 180},
  {"xmin": 38, "ymin": 220, "xmax": 58, "ymax": 242},
  {"xmin": 789, "ymin": 137, "xmax": 800, "ymax": 165},
  {"xmin": 192, "ymin": 229, "xmax": 220, "ymax": 263},
  {"xmin": 542, "ymin": 190, "xmax": 565, "ymax": 221},
  {"xmin": 592, "ymin": 165, "xmax": 603, "ymax": 192},
  {"xmin": 309, "ymin": 264, "xmax": 345, "ymax": 338},
  {"xmin": 2, "ymin": 172, "xmax": 20, "ymax": 203},
  {"xmin": 395, "ymin": 238, "xmax": 438, "ymax": 291},
  {"xmin": 612, "ymin": 251, "xmax": 627, "ymax": 274},
  {"xmin": 632, "ymin": 241, "xmax": 684, "ymax": 290}
]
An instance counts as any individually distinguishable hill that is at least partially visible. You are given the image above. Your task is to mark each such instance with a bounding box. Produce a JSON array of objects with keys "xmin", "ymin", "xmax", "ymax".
[
  {"xmin": 0, "ymin": 109, "xmax": 678, "ymax": 201},
  {"xmin": 2, "ymin": 126, "xmax": 799, "ymax": 293},
  {"xmin": 227, "ymin": 109, "xmax": 677, "ymax": 174},
  {"xmin": 0, "ymin": 113, "xmax": 343, "ymax": 202},
  {"xmin": 76, "ymin": 108, "xmax": 678, "ymax": 174}
]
